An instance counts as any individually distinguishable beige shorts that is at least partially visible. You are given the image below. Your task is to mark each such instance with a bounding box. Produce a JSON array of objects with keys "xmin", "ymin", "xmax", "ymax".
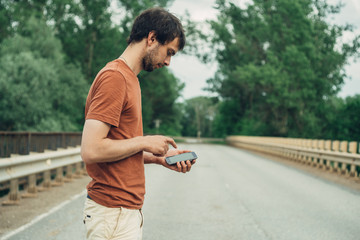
[{"xmin": 83, "ymin": 198, "xmax": 144, "ymax": 240}]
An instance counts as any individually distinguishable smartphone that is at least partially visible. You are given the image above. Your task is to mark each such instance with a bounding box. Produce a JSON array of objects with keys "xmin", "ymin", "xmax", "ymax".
[{"xmin": 165, "ymin": 152, "xmax": 197, "ymax": 165}]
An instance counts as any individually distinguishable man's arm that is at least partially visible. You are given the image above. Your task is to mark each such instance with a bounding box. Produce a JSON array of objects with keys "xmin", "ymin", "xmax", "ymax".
[{"xmin": 81, "ymin": 119, "xmax": 177, "ymax": 164}]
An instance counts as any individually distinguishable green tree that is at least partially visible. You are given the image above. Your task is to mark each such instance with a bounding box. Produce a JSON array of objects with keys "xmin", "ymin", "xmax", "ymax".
[
  {"xmin": 341, "ymin": 95, "xmax": 360, "ymax": 141},
  {"xmin": 0, "ymin": 0, "xmax": 189, "ymax": 134},
  {"xmin": 51, "ymin": 0, "xmax": 186, "ymax": 134},
  {"xmin": 181, "ymin": 96, "xmax": 218, "ymax": 137},
  {"xmin": 321, "ymin": 95, "xmax": 360, "ymax": 141},
  {"xmin": 140, "ymin": 68, "xmax": 184, "ymax": 136},
  {"xmin": 0, "ymin": 0, "xmax": 13, "ymax": 43},
  {"xmin": 207, "ymin": 0, "xmax": 360, "ymax": 138},
  {"xmin": 0, "ymin": 0, "xmax": 129, "ymax": 82},
  {"xmin": 41, "ymin": 0, "xmax": 125, "ymax": 81},
  {"xmin": 0, "ymin": 16, "xmax": 88, "ymax": 131}
]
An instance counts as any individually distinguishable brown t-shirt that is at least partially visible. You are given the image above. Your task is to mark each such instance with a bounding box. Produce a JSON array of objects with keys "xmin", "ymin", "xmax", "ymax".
[{"xmin": 84, "ymin": 59, "xmax": 145, "ymax": 209}]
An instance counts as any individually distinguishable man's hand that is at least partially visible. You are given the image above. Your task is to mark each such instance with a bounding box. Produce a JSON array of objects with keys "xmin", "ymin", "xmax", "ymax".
[
  {"xmin": 143, "ymin": 135, "xmax": 177, "ymax": 157},
  {"xmin": 160, "ymin": 149, "xmax": 196, "ymax": 173}
]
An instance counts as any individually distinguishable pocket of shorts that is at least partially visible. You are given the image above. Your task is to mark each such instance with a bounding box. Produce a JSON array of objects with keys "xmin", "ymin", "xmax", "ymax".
[
  {"xmin": 83, "ymin": 198, "xmax": 108, "ymax": 238},
  {"xmin": 83, "ymin": 213, "xmax": 92, "ymax": 224},
  {"xmin": 139, "ymin": 209, "xmax": 144, "ymax": 228},
  {"xmin": 83, "ymin": 198, "xmax": 101, "ymax": 226}
]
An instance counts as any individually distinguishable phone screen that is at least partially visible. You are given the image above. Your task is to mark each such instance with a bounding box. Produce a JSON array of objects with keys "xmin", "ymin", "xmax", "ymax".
[{"xmin": 166, "ymin": 152, "xmax": 197, "ymax": 165}]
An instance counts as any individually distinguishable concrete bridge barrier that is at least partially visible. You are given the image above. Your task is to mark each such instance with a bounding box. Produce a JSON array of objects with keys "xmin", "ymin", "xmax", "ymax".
[{"xmin": 227, "ymin": 136, "xmax": 360, "ymax": 179}]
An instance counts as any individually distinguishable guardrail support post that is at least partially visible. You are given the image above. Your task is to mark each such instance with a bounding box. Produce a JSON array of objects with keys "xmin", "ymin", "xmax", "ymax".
[
  {"xmin": 2, "ymin": 179, "xmax": 20, "ymax": 205},
  {"xmin": 74, "ymin": 162, "xmax": 82, "ymax": 178},
  {"xmin": 348, "ymin": 142, "xmax": 358, "ymax": 178},
  {"xmin": 312, "ymin": 156, "xmax": 318, "ymax": 167},
  {"xmin": 22, "ymin": 174, "xmax": 38, "ymax": 198},
  {"xmin": 41, "ymin": 170, "xmax": 51, "ymax": 190},
  {"xmin": 318, "ymin": 156, "xmax": 324, "ymax": 169},
  {"xmin": 54, "ymin": 167, "xmax": 64, "ymax": 186},
  {"xmin": 332, "ymin": 161, "xmax": 339, "ymax": 173},
  {"xmin": 65, "ymin": 165, "xmax": 73, "ymax": 182},
  {"xmin": 299, "ymin": 153, "xmax": 305, "ymax": 164},
  {"xmin": 349, "ymin": 164, "xmax": 358, "ymax": 178},
  {"xmin": 326, "ymin": 159, "xmax": 332, "ymax": 171},
  {"xmin": 340, "ymin": 162, "xmax": 348, "ymax": 175}
]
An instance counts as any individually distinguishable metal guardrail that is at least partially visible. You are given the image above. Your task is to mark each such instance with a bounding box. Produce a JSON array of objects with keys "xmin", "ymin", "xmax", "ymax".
[
  {"xmin": 0, "ymin": 134, "xmax": 224, "ymax": 205},
  {"xmin": 2, "ymin": 134, "xmax": 358, "ymax": 205},
  {"xmin": 227, "ymin": 136, "xmax": 360, "ymax": 178},
  {"xmin": 0, "ymin": 146, "xmax": 84, "ymax": 205},
  {"xmin": 172, "ymin": 136, "xmax": 225, "ymax": 143},
  {"xmin": 0, "ymin": 132, "xmax": 82, "ymax": 158}
]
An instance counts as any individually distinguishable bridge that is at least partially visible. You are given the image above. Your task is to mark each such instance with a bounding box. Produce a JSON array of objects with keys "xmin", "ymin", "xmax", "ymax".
[{"xmin": 0, "ymin": 135, "xmax": 360, "ymax": 240}]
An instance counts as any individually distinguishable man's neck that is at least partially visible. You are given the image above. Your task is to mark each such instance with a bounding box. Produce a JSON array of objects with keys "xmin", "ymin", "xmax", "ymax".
[{"xmin": 118, "ymin": 41, "xmax": 146, "ymax": 75}]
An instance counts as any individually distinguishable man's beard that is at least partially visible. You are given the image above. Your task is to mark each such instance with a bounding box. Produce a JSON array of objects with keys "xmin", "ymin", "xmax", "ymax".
[{"xmin": 142, "ymin": 46, "xmax": 160, "ymax": 72}]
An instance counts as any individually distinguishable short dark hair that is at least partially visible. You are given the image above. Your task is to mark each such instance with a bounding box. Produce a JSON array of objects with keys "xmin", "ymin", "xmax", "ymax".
[{"xmin": 127, "ymin": 7, "xmax": 186, "ymax": 51}]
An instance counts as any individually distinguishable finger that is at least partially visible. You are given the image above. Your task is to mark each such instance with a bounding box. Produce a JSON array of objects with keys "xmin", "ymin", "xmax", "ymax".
[
  {"xmin": 178, "ymin": 149, "xmax": 191, "ymax": 154},
  {"xmin": 176, "ymin": 162, "xmax": 182, "ymax": 172},
  {"xmin": 166, "ymin": 137, "xmax": 177, "ymax": 149},
  {"xmin": 185, "ymin": 160, "xmax": 192, "ymax": 172},
  {"xmin": 180, "ymin": 161, "xmax": 187, "ymax": 173}
]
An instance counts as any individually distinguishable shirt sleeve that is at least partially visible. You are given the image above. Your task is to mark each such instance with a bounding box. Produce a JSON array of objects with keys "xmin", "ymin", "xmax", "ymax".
[{"xmin": 85, "ymin": 70, "xmax": 127, "ymax": 127}]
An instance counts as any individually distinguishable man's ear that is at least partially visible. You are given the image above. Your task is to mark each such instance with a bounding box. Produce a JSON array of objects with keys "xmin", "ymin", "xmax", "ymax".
[{"xmin": 147, "ymin": 31, "xmax": 157, "ymax": 46}]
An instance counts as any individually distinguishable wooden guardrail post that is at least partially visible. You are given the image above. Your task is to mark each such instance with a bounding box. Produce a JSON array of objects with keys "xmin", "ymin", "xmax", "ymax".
[
  {"xmin": 331, "ymin": 141, "xmax": 340, "ymax": 173},
  {"xmin": 324, "ymin": 140, "xmax": 332, "ymax": 171},
  {"xmin": 324, "ymin": 140, "xmax": 331, "ymax": 151},
  {"xmin": 348, "ymin": 142, "xmax": 358, "ymax": 178},
  {"xmin": 41, "ymin": 170, "xmax": 52, "ymax": 190},
  {"xmin": 2, "ymin": 179, "xmax": 20, "ymax": 205},
  {"xmin": 54, "ymin": 167, "xmax": 64, "ymax": 186},
  {"xmin": 299, "ymin": 139, "xmax": 306, "ymax": 164},
  {"xmin": 22, "ymin": 174, "xmax": 38, "ymax": 198},
  {"xmin": 304, "ymin": 139, "xmax": 311, "ymax": 165},
  {"xmin": 318, "ymin": 140, "xmax": 325, "ymax": 169},
  {"xmin": 288, "ymin": 138, "xmax": 294, "ymax": 160},
  {"xmin": 74, "ymin": 162, "xmax": 83, "ymax": 178},
  {"xmin": 339, "ymin": 141, "xmax": 348, "ymax": 175},
  {"xmin": 65, "ymin": 164, "xmax": 73, "ymax": 182},
  {"xmin": 311, "ymin": 140, "xmax": 319, "ymax": 167}
]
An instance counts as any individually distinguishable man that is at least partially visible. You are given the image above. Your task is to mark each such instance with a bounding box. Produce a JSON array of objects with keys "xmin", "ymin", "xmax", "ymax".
[{"xmin": 81, "ymin": 7, "xmax": 195, "ymax": 240}]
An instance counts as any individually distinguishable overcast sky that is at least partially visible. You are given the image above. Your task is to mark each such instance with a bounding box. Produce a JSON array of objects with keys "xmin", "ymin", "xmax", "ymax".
[{"xmin": 167, "ymin": 0, "xmax": 360, "ymax": 100}]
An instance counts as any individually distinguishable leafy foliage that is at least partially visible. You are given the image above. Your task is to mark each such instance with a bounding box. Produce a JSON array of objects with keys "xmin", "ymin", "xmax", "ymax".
[
  {"xmin": 181, "ymin": 96, "xmax": 218, "ymax": 137},
  {"xmin": 1, "ymin": 0, "xmax": 359, "ymax": 140},
  {"xmin": 320, "ymin": 95, "xmax": 360, "ymax": 141},
  {"xmin": 139, "ymin": 68, "xmax": 184, "ymax": 135},
  {"xmin": 206, "ymin": 0, "xmax": 360, "ymax": 138},
  {"xmin": 0, "ymin": 0, "xmax": 186, "ymax": 135},
  {"xmin": 0, "ymin": 16, "xmax": 88, "ymax": 131}
]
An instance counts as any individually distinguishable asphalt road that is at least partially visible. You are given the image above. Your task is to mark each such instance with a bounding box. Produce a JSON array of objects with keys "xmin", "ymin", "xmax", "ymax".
[{"xmin": 3, "ymin": 143, "xmax": 360, "ymax": 240}]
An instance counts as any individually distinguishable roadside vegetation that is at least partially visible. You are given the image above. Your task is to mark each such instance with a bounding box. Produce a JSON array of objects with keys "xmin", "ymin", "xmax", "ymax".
[{"xmin": 0, "ymin": 0, "xmax": 359, "ymax": 141}]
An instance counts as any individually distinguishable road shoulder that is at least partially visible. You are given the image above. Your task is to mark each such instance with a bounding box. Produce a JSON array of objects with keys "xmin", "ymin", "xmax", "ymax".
[{"xmin": 0, "ymin": 176, "xmax": 91, "ymax": 237}]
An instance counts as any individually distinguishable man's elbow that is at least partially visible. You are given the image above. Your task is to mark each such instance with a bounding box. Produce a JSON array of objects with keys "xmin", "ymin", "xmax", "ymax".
[{"xmin": 81, "ymin": 147, "xmax": 99, "ymax": 164}]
